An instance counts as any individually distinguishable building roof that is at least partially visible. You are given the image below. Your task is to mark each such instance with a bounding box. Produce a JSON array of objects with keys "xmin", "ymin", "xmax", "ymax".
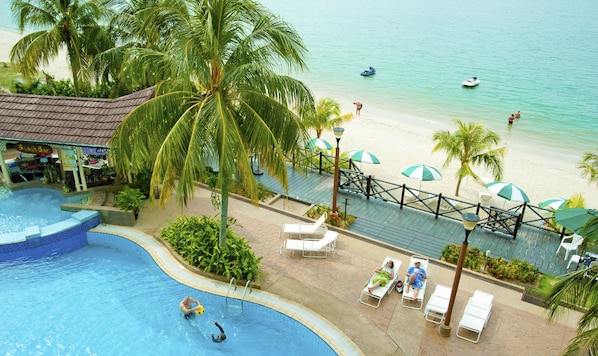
[{"xmin": 0, "ymin": 87, "xmax": 155, "ymax": 147}]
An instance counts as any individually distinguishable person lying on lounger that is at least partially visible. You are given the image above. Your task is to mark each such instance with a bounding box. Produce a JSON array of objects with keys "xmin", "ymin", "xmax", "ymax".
[
  {"xmin": 406, "ymin": 261, "xmax": 427, "ymax": 301},
  {"xmin": 367, "ymin": 260, "xmax": 394, "ymax": 293}
]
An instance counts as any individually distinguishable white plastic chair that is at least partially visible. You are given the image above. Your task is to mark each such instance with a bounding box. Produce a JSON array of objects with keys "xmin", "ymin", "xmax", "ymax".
[
  {"xmin": 279, "ymin": 213, "xmax": 328, "ymax": 239},
  {"xmin": 424, "ymin": 284, "xmax": 451, "ymax": 324},
  {"xmin": 280, "ymin": 231, "xmax": 338, "ymax": 258},
  {"xmin": 556, "ymin": 234, "xmax": 584, "ymax": 261},
  {"xmin": 456, "ymin": 290, "xmax": 494, "ymax": 343},
  {"xmin": 359, "ymin": 256, "xmax": 402, "ymax": 308}
]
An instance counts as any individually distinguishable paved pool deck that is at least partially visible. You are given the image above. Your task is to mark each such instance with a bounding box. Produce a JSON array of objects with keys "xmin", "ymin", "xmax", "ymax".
[{"xmin": 133, "ymin": 186, "xmax": 579, "ymax": 356}]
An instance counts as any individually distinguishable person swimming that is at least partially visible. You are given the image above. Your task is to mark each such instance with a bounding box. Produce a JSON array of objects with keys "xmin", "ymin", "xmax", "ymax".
[{"xmin": 212, "ymin": 321, "xmax": 226, "ymax": 343}]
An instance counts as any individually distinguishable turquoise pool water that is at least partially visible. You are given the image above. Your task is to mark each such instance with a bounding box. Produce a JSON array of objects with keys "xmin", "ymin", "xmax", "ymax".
[
  {"xmin": 0, "ymin": 188, "xmax": 89, "ymax": 234},
  {"xmin": 0, "ymin": 234, "xmax": 337, "ymax": 355}
]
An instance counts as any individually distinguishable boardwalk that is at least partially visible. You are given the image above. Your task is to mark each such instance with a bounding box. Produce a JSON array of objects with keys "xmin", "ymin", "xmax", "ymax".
[{"xmin": 256, "ymin": 167, "xmax": 570, "ymax": 276}]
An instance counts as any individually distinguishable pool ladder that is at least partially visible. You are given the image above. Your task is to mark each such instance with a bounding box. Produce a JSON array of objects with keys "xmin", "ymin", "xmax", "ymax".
[{"xmin": 225, "ymin": 278, "xmax": 252, "ymax": 313}]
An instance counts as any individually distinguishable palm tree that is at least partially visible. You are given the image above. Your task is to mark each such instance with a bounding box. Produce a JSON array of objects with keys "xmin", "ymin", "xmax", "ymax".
[
  {"xmin": 545, "ymin": 216, "xmax": 598, "ymax": 356},
  {"xmin": 579, "ymin": 150, "xmax": 598, "ymax": 187},
  {"xmin": 432, "ymin": 119, "xmax": 506, "ymax": 196},
  {"xmin": 302, "ymin": 97, "xmax": 353, "ymax": 138},
  {"xmin": 10, "ymin": 0, "xmax": 114, "ymax": 96},
  {"xmin": 110, "ymin": 0, "xmax": 313, "ymax": 246}
]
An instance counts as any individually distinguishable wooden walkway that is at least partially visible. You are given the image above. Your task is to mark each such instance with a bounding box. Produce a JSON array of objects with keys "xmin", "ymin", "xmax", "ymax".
[{"xmin": 256, "ymin": 167, "xmax": 569, "ymax": 277}]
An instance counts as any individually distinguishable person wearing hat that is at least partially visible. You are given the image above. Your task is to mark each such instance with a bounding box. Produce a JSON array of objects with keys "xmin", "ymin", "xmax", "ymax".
[{"xmin": 406, "ymin": 261, "xmax": 427, "ymax": 301}]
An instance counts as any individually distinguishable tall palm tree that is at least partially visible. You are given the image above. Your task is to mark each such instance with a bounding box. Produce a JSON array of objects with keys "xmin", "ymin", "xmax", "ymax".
[
  {"xmin": 10, "ymin": 0, "xmax": 114, "ymax": 96},
  {"xmin": 579, "ymin": 150, "xmax": 598, "ymax": 187},
  {"xmin": 545, "ymin": 216, "xmax": 598, "ymax": 356},
  {"xmin": 432, "ymin": 119, "xmax": 506, "ymax": 196},
  {"xmin": 110, "ymin": 0, "xmax": 313, "ymax": 246},
  {"xmin": 302, "ymin": 97, "xmax": 353, "ymax": 138}
]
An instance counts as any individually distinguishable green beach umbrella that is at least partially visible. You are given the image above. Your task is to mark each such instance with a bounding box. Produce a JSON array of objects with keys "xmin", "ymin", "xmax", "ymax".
[
  {"xmin": 485, "ymin": 181, "xmax": 530, "ymax": 203},
  {"xmin": 401, "ymin": 164, "xmax": 443, "ymax": 182},
  {"xmin": 346, "ymin": 150, "xmax": 380, "ymax": 164},
  {"xmin": 306, "ymin": 137, "xmax": 333, "ymax": 151},
  {"xmin": 555, "ymin": 208, "xmax": 597, "ymax": 234},
  {"xmin": 538, "ymin": 197, "xmax": 567, "ymax": 210}
]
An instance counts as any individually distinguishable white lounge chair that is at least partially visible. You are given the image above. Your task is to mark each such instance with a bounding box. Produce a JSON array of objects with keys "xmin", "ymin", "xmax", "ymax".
[
  {"xmin": 424, "ymin": 284, "xmax": 452, "ymax": 324},
  {"xmin": 556, "ymin": 234, "xmax": 584, "ymax": 260},
  {"xmin": 280, "ymin": 231, "xmax": 338, "ymax": 258},
  {"xmin": 359, "ymin": 256, "xmax": 402, "ymax": 308},
  {"xmin": 279, "ymin": 213, "xmax": 328, "ymax": 239},
  {"xmin": 401, "ymin": 255, "xmax": 429, "ymax": 310},
  {"xmin": 456, "ymin": 290, "xmax": 494, "ymax": 343}
]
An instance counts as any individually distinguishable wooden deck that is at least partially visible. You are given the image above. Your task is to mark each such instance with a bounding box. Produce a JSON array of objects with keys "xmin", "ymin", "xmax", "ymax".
[{"xmin": 256, "ymin": 167, "xmax": 569, "ymax": 276}]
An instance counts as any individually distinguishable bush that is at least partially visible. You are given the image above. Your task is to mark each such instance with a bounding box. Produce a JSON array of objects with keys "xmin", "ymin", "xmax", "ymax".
[
  {"xmin": 486, "ymin": 257, "xmax": 540, "ymax": 283},
  {"xmin": 160, "ymin": 215, "xmax": 262, "ymax": 281},
  {"xmin": 440, "ymin": 244, "xmax": 485, "ymax": 271},
  {"xmin": 306, "ymin": 203, "xmax": 356, "ymax": 229}
]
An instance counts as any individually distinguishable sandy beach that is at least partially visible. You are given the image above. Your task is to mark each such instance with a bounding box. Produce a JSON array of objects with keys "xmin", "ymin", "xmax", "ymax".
[{"xmin": 2, "ymin": 27, "xmax": 596, "ymax": 208}]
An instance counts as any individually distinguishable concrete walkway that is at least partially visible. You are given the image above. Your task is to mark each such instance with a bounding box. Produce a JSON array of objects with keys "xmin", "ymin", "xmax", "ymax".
[{"xmin": 135, "ymin": 187, "xmax": 579, "ymax": 356}]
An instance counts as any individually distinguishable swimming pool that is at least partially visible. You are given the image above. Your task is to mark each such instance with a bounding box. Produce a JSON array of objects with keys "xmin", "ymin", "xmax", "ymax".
[
  {"xmin": 0, "ymin": 230, "xmax": 357, "ymax": 355},
  {"xmin": 0, "ymin": 187, "xmax": 89, "ymax": 234}
]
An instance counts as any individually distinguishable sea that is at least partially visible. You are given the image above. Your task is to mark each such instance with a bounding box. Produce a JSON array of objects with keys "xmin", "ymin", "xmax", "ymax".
[{"xmin": 2, "ymin": 0, "xmax": 597, "ymax": 158}]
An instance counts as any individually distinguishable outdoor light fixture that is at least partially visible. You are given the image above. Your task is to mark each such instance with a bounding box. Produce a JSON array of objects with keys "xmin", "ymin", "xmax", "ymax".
[
  {"xmin": 439, "ymin": 212, "xmax": 480, "ymax": 337},
  {"xmin": 331, "ymin": 127, "xmax": 344, "ymax": 213}
]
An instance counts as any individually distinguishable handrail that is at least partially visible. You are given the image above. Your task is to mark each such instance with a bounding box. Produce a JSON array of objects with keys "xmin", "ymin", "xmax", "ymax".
[
  {"xmin": 242, "ymin": 280, "xmax": 253, "ymax": 302},
  {"xmin": 226, "ymin": 277, "xmax": 237, "ymax": 300}
]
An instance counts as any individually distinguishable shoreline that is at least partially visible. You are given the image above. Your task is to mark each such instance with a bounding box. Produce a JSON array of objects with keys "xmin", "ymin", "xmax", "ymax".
[{"xmin": 1, "ymin": 28, "xmax": 596, "ymax": 207}]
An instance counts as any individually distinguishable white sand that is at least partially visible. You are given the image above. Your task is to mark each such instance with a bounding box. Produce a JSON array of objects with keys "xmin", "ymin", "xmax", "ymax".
[{"xmin": 2, "ymin": 28, "xmax": 596, "ymax": 208}]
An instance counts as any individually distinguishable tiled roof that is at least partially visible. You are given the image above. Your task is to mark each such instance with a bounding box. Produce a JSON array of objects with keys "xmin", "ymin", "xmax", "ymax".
[{"xmin": 0, "ymin": 87, "xmax": 155, "ymax": 147}]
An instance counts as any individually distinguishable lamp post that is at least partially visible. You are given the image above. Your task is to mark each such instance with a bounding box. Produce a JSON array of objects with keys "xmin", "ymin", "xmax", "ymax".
[
  {"xmin": 331, "ymin": 127, "xmax": 344, "ymax": 213},
  {"xmin": 439, "ymin": 212, "xmax": 480, "ymax": 337}
]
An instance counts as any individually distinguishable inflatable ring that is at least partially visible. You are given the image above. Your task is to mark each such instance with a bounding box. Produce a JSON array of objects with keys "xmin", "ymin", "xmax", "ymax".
[{"xmin": 194, "ymin": 305, "xmax": 205, "ymax": 315}]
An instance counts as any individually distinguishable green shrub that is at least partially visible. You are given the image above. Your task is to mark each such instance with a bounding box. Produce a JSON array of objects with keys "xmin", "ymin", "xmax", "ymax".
[
  {"xmin": 160, "ymin": 215, "xmax": 262, "ymax": 281},
  {"xmin": 440, "ymin": 244, "xmax": 485, "ymax": 271},
  {"xmin": 486, "ymin": 257, "xmax": 539, "ymax": 283},
  {"xmin": 305, "ymin": 203, "xmax": 356, "ymax": 229}
]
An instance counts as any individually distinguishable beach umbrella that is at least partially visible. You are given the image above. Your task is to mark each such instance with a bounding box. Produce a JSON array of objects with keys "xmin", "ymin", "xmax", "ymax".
[
  {"xmin": 346, "ymin": 150, "xmax": 380, "ymax": 164},
  {"xmin": 538, "ymin": 197, "xmax": 567, "ymax": 210},
  {"xmin": 306, "ymin": 137, "xmax": 332, "ymax": 151},
  {"xmin": 555, "ymin": 208, "xmax": 597, "ymax": 234},
  {"xmin": 401, "ymin": 164, "xmax": 442, "ymax": 182},
  {"xmin": 485, "ymin": 181, "xmax": 530, "ymax": 203}
]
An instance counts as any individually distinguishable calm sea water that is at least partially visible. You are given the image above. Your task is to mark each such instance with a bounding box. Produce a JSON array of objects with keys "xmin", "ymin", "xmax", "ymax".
[{"xmin": 2, "ymin": 0, "xmax": 597, "ymax": 155}]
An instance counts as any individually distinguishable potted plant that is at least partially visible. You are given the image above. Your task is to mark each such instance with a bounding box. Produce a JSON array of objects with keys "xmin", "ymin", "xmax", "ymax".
[{"xmin": 114, "ymin": 186, "xmax": 145, "ymax": 219}]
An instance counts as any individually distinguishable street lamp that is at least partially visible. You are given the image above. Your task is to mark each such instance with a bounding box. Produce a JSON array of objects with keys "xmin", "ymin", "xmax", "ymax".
[
  {"xmin": 439, "ymin": 212, "xmax": 480, "ymax": 337},
  {"xmin": 331, "ymin": 127, "xmax": 344, "ymax": 213}
]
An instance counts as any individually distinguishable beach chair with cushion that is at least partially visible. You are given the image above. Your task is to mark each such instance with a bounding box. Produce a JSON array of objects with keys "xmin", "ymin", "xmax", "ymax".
[
  {"xmin": 424, "ymin": 284, "xmax": 452, "ymax": 324},
  {"xmin": 280, "ymin": 231, "xmax": 338, "ymax": 258},
  {"xmin": 279, "ymin": 213, "xmax": 328, "ymax": 239},
  {"xmin": 456, "ymin": 290, "xmax": 494, "ymax": 343},
  {"xmin": 556, "ymin": 234, "xmax": 584, "ymax": 260},
  {"xmin": 359, "ymin": 256, "xmax": 402, "ymax": 308},
  {"xmin": 401, "ymin": 255, "xmax": 429, "ymax": 310}
]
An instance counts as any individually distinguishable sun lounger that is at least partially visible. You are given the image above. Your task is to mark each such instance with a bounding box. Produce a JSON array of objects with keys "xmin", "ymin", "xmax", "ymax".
[
  {"xmin": 456, "ymin": 290, "xmax": 494, "ymax": 343},
  {"xmin": 279, "ymin": 213, "xmax": 328, "ymax": 239},
  {"xmin": 279, "ymin": 231, "xmax": 338, "ymax": 258},
  {"xmin": 424, "ymin": 284, "xmax": 451, "ymax": 324},
  {"xmin": 359, "ymin": 256, "xmax": 402, "ymax": 308},
  {"xmin": 401, "ymin": 255, "xmax": 429, "ymax": 309}
]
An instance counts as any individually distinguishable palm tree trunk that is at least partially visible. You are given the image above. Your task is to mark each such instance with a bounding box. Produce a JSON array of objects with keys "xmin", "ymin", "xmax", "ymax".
[
  {"xmin": 219, "ymin": 190, "xmax": 229, "ymax": 246},
  {"xmin": 455, "ymin": 178, "xmax": 463, "ymax": 196}
]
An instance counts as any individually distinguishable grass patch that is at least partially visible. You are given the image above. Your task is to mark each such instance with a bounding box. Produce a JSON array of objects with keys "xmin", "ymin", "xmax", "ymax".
[{"xmin": 0, "ymin": 62, "xmax": 23, "ymax": 92}]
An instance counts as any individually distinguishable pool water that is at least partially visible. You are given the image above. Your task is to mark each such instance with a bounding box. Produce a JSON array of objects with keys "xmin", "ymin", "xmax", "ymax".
[
  {"xmin": 0, "ymin": 188, "xmax": 89, "ymax": 234},
  {"xmin": 0, "ymin": 238, "xmax": 335, "ymax": 355}
]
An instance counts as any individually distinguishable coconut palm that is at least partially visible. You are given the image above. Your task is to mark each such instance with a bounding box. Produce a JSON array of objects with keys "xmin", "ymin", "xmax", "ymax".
[
  {"xmin": 301, "ymin": 97, "xmax": 353, "ymax": 138},
  {"xmin": 579, "ymin": 150, "xmax": 598, "ymax": 187},
  {"xmin": 432, "ymin": 119, "xmax": 506, "ymax": 196},
  {"xmin": 110, "ymin": 0, "xmax": 313, "ymax": 246},
  {"xmin": 10, "ymin": 0, "xmax": 114, "ymax": 96},
  {"xmin": 545, "ymin": 216, "xmax": 598, "ymax": 356}
]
